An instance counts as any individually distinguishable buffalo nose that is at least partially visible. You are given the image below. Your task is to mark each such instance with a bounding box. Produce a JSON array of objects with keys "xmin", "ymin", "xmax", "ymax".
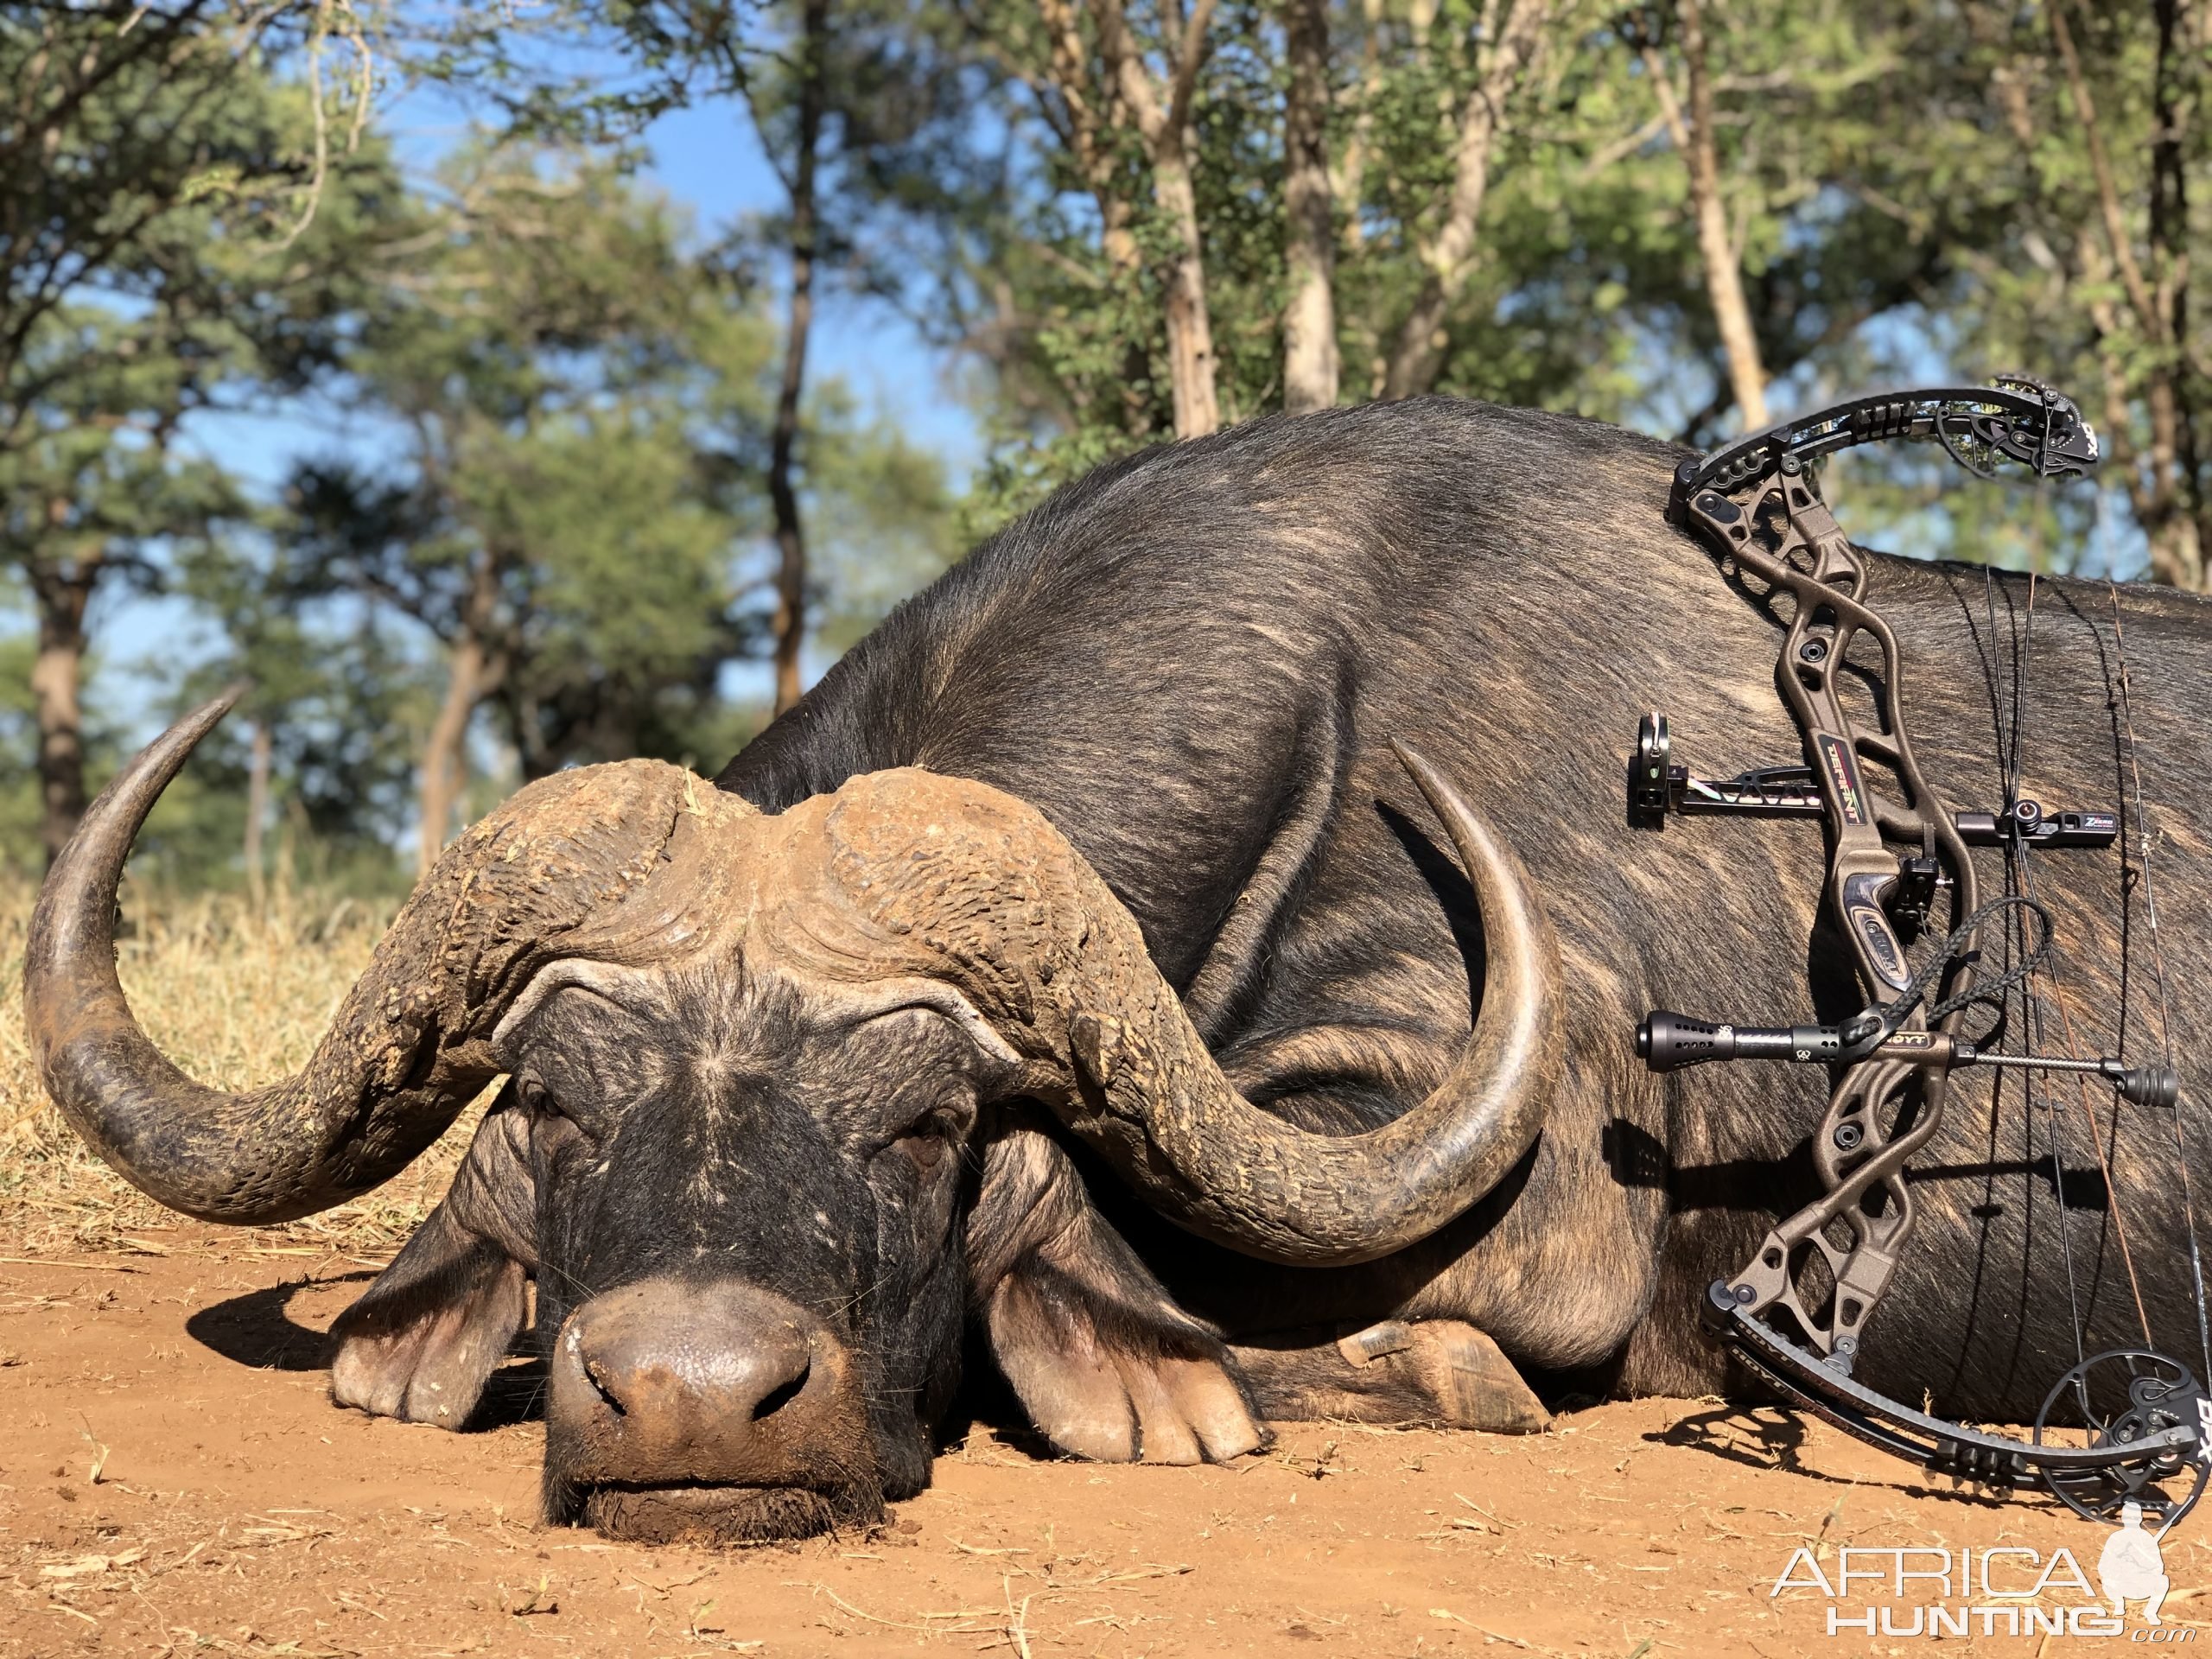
[
  {"xmin": 574, "ymin": 1294, "xmax": 810, "ymax": 1425},
  {"xmin": 549, "ymin": 1277, "xmax": 864, "ymax": 1492}
]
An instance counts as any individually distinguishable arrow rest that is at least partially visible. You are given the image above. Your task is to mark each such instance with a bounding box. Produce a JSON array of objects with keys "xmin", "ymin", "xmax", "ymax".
[{"xmin": 1632, "ymin": 378, "xmax": 2208, "ymax": 1522}]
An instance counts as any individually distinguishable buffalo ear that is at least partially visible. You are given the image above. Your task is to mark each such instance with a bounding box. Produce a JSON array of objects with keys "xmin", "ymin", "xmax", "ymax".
[
  {"xmin": 329, "ymin": 1099, "xmax": 537, "ymax": 1429},
  {"xmin": 967, "ymin": 1114, "xmax": 1266, "ymax": 1465}
]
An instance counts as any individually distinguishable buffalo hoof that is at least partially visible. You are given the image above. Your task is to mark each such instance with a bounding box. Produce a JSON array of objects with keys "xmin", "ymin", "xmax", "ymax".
[
  {"xmin": 1033, "ymin": 1346, "xmax": 1268, "ymax": 1466},
  {"xmin": 1231, "ymin": 1319, "xmax": 1550, "ymax": 1433},
  {"xmin": 329, "ymin": 1230, "xmax": 528, "ymax": 1427},
  {"xmin": 988, "ymin": 1273, "xmax": 1268, "ymax": 1465}
]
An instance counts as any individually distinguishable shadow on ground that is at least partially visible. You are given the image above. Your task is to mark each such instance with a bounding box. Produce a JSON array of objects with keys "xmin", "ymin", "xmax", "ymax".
[
  {"xmin": 1648, "ymin": 1404, "xmax": 2013, "ymax": 1507},
  {"xmin": 186, "ymin": 1274, "xmax": 371, "ymax": 1372}
]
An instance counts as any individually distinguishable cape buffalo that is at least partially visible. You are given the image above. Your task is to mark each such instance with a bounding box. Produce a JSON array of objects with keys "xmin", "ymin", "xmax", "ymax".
[{"xmin": 27, "ymin": 398, "xmax": 2212, "ymax": 1543}]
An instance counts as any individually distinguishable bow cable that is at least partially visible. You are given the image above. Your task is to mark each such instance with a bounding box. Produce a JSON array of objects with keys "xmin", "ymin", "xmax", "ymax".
[
  {"xmin": 1982, "ymin": 564, "xmax": 2094, "ymax": 1369},
  {"xmin": 2108, "ymin": 577, "xmax": 2212, "ymax": 1385},
  {"xmin": 2006, "ymin": 570, "xmax": 2157, "ymax": 1347}
]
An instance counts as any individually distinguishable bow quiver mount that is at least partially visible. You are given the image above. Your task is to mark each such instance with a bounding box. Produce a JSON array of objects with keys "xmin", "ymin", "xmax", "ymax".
[{"xmin": 1631, "ymin": 378, "xmax": 2209, "ymax": 1523}]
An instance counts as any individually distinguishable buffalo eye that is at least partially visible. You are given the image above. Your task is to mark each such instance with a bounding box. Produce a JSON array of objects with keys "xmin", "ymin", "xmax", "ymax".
[
  {"xmin": 888, "ymin": 1110, "xmax": 962, "ymax": 1175},
  {"xmin": 516, "ymin": 1072, "xmax": 588, "ymax": 1148},
  {"xmin": 894, "ymin": 1129, "xmax": 947, "ymax": 1174}
]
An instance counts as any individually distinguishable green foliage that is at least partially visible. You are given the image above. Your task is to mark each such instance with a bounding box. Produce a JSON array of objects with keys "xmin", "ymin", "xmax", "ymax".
[
  {"xmin": 277, "ymin": 143, "xmax": 957, "ymax": 785},
  {"xmin": 0, "ymin": 398, "xmax": 243, "ymax": 594},
  {"xmin": 2, "ymin": 3, "xmax": 393, "ymax": 445},
  {"xmin": 276, "ymin": 147, "xmax": 756, "ymax": 779},
  {"xmin": 162, "ymin": 531, "xmax": 431, "ymax": 890},
  {"xmin": 805, "ymin": 390, "xmax": 963, "ymax": 656},
  {"xmin": 7, "ymin": 0, "xmax": 2205, "ymax": 881},
  {"xmin": 940, "ymin": 0, "xmax": 1999, "ymax": 525},
  {"xmin": 0, "ymin": 3, "xmax": 405, "ymax": 875}
]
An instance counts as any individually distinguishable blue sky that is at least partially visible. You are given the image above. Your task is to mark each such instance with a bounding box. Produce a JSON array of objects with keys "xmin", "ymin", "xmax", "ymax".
[{"xmin": 88, "ymin": 66, "xmax": 982, "ymax": 743}]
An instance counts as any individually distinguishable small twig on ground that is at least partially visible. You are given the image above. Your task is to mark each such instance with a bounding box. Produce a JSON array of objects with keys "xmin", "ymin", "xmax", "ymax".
[
  {"xmin": 1456, "ymin": 1492, "xmax": 1521, "ymax": 1529},
  {"xmin": 0, "ymin": 1257, "xmax": 144, "ymax": 1274},
  {"xmin": 803, "ymin": 1582, "xmax": 994, "ymax": 1635}
]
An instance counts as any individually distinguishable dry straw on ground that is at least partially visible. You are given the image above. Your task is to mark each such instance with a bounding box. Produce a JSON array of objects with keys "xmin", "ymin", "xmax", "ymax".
[{"xmin": 0, "ymin": 874, "xmax": 489, "ymax": 1257}]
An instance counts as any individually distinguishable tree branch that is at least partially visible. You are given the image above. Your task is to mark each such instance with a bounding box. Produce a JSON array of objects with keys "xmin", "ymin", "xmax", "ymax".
[
  {"xmin": 1382, "ymin": 0, "xmax": 1557, "ymax": 400},
  {"xmin": 1162, "ymin": 0, "xmax": 1218, "ymax": 140},
  {"xmin": 2046, "ymin": 0, "xmax": 2160, "ymax": 340}
]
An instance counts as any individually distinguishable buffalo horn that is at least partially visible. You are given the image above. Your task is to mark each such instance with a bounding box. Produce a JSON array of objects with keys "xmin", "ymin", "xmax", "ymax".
[
  {"xmin": 776, "ymin": 744, "xmax": 1562, "ymax": 1268},
  {"xmin": 1050, "ymin": 741, "xmax": 1560, "ymax": 1264},
  {"xmin": 23, "ymin": 692, "xmax": 714, "ymax": 1224}
]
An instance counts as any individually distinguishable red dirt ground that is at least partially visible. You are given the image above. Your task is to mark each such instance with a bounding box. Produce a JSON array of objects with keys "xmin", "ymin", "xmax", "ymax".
[{"xmin": 3, "ymin": 1224, "xmax": 2207, "ymax": 1658}]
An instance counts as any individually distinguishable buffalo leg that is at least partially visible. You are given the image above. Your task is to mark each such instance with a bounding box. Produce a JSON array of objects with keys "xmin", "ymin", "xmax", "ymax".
[
  {"xmin": 329, "ymin": 1100, "xmax": 537, "ymax": 1427},
  {"xmin": 969, "ymin": 1115, "xmax": 1268, "ymax": 1465},
  {"xmin": 1230, "ymin": 1319, "xmax": 1548, "ymax": 1433}
]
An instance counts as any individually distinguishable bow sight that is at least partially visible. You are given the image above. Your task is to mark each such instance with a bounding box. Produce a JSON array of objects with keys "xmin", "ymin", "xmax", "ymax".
[{"xmin": 1631, "ymin": 376, "xmax": 2210, "ymax": 1526}]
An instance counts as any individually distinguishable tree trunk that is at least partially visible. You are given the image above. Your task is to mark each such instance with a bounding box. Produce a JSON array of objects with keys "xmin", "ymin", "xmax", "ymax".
[
  {"xmin": 2050, "ymin": 0, "xmax": 2205, "ymax": 588},
  {"xmin": 1153, "ymin": 149, "xmax": 1222, "ymax": 437},
  {"xmin": 506, "ymin": 684, "xmax": 557, "ymax": 782},
  {"xmin": 1329, "ymin": 0, "xmax": 1387, "ymax": 255},
  {"xmin": 1383, "ymin": 0, "xmax": 1555, "ymax": 401},
  {"xmin": 2152, "ymin": 0, "xmax": 2208, "ymax": 588},
  {"xmin": 2143, "ymin": 374, "xmax": 2206, "ymax": 591},
  {"xmin": 417, "ymin": 634, "xmax": 482, "ymax": 876},
  {"xmin": 245, "ymin": 718, "xmax": 271, "ymax": 905},
  {"xmin": 1645, "ymin": 0, "xmax": 1767, "ymax": 430},
  {"xmin": 1038, "ymin": 0, "xmax": 1154, "ymax": 437},
  {"xmin": 1103, "ymin": 0, "xmax": 1222, "ymax": 439},
  {"xmin": 769, "ymin": 0, "xmax": 830, "ymax": 715},
  {"xmin": 1281, "ymin": 0, "xmax": 1338, "ymax": 414},
  {"xmin": 29, "ymin": 553, "xmax": 95, "ymax": 870},
  {"xmin": 416, "ymin": 555, "xmax": 505, "ymax": 876}
]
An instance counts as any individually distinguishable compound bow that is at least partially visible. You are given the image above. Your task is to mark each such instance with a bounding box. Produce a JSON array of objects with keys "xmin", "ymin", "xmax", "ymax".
[{"xmin": 1629, "ymin": 377, "xmax": 2211, "ymax": 1527}]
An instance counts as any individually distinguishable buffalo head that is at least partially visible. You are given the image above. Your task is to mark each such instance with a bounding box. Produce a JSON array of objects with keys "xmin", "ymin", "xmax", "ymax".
[{"xmin": 26, "ymin": 693, "xmax": 1562, "ymax": 1542}]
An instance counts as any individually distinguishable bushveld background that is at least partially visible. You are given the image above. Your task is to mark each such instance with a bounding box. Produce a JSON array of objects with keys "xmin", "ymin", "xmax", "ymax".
[{"xmin": 3, "ymin": 4, "xmax": 2212, "ymax": 1653}]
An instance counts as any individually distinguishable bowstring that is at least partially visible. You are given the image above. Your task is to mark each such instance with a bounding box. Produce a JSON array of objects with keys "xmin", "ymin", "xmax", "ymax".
[
  {"xmin": 2005, "ymin": 570, "xmax": 2155, "ymax": 1347},
  {"xmin": 2107, "ymin": 578, "xmax": 2212, "ymax": 1384},
  {"xmin": 2004, "ymin": 407, "xmax": 2094, "ymax": 1360},
  {"xmin": 1999, "ymin": 407, "xmax": 2160, "ymax": 1357}
]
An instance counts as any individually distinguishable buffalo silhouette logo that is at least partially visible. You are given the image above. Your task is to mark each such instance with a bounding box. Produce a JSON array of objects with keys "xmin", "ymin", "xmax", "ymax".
[{"xmin": 2097, "ymin": 1502, "xmax": 2170, "ymax": 1625}]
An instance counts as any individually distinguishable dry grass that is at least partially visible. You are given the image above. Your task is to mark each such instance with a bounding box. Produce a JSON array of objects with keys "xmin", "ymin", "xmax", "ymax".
[{"xmin": 0, "ymin": 873, "xmax": 492, "ymax": 1259}]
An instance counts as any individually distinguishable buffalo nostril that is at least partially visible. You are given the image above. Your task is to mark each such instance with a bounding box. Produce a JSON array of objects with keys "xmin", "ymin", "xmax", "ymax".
[
  {"xmin": 752, "ymin": 1356, "xmax": 810, "ymax": 1421},
  {"xmin": 584, "ymin": 1357, "xmax": 627, "ymax": 1417}
]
